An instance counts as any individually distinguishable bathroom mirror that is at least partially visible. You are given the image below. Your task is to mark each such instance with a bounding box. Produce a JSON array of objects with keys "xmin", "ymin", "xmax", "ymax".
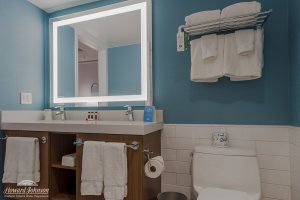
[{"xmin": 50, "ymin": 0, "xmax": 152, "ymax": 106}]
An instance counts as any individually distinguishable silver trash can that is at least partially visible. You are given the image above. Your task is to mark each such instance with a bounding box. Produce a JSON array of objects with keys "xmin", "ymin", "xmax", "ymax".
[{"xmin": 157, "ymin": 192, "xmax": 187, "ymax": 200}]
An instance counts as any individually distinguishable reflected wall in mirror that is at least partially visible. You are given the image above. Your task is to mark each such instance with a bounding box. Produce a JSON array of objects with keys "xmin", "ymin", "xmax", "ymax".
[{"xmin": 51, "ymin": 0, "xmax": 152, "ymax": 106}]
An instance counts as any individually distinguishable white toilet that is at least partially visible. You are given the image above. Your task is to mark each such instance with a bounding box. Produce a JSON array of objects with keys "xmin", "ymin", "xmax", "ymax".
[{"xmin": 192, "ymin": 146, "xmax": 261, "ymax": 200}]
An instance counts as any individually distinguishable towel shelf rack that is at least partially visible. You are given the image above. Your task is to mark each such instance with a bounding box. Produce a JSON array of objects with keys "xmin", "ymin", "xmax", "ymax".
[
  {"xmin": 180, "ymin": 10, "xmax": 272, "ymax": 37},
  {"xmin": 73, "ymin": 138, "xmax": 140, "ymax": 150}
]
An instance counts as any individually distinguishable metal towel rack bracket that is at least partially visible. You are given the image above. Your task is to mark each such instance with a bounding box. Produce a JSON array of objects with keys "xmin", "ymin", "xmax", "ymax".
[
  {"xmin": 143, "ymin": 148, "xmax": 154, "ymax": 168},
  {"xmin": 73, "ymin": 138, "xmax": 140, "ymax": 150}
]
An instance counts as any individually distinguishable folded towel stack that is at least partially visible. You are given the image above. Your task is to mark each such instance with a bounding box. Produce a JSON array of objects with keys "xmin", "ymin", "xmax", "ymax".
[
  {"xmin": 221, "ymin": 1, "xmax": 261, "ymax": 18},
  {"xmin": 185, "ymin": 10, "xmax": 220, "ymax": 27},
  {"xmin": 224, "ymin": 29, "xmax": 264, "ymax": 81},
  {"xmin": 222, "ymin": 1, "xmax": 263, "ymax": 81},
  {"xmin": 188, "ymin": 1, "xmax": 264, "ymax": 82},
  {"xmin": 3, "ymin": 137, "xmax": 40, "ymax": 184},
  {"xmin": 81, "ymin": 142, "xmax": 128, "ymax": 200}
]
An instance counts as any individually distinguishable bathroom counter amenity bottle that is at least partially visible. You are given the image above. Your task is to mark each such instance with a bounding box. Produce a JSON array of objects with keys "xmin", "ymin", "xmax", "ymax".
[{"xmin": 144, "ymin": 106, "xmax": 156, "ymax": 122}]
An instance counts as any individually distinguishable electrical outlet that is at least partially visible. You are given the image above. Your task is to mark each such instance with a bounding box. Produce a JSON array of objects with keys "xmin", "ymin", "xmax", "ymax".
[{"xmin": 20, "ymin": 92, "xmax": 32, "ymax": 105}]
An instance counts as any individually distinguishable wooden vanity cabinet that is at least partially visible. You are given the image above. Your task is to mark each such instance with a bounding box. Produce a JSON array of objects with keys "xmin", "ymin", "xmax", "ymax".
[
  {"xmin": 3, "ymin": 130, "xmax": 161, "ymax": 200},
  {"xmin": 76, "ymin": 131, "xmax": 161, "ymax": 200}
]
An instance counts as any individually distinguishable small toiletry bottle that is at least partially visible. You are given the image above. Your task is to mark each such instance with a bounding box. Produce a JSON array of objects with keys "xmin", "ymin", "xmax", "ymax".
[
  {"xmin": 95, "ymin": 112, "xmax": 98, "ymax": 120},
  {"xmin": 91, "ymin": 112, "xmax": 95, "ymax": 120},
  {"xmin": 87, "ymin": 112, "xmax": 91, "ymax": 121}
]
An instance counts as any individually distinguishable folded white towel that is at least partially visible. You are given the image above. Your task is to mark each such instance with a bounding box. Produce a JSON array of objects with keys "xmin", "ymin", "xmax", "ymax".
[
  {"xmin": 221, "ymin": 1, "xmax": 261, "ymax": 18},
  {"xmin": 3, "ymin": 137, "xmax": 20, "ymax": 183},
  {"xmin": 235, "ymin": 29, "xmax": 255, "ymax": 55},
  {"xmin": 81, "ymin": 141, "xmax": 105, "ymax": 196},
  {"xmin": 224, "ymin": 29, "xmax": 264, "ymax": 81},
  {"xmin": 17, "ymin": 137, "xmax": 40, "ymax": 183},
  {"xmin": 201, "ymin": 34, "xmax": 218, "ymax": 60},
  {"xmin": 190, "ymin": 35, "xmax": 225, "ymax": 83},
  {"xmin": 185, "ymin": 10, "xmax": 220, "ymax": 26},
  {"xmin": 3, "ymin": 137, "xmax": 40, "ymax": 184},
  {"xmin": 104, "ymin": 143, "xmax": 127, "ymax": 200}
]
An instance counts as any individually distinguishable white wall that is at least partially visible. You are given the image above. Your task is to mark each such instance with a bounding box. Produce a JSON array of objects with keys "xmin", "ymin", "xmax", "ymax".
[
  {"xmin": 161, "ymin": 124, "xmax": 291, "ymax": 200},
  {"xmin": 290, "ymin": 127, "xmax": 300, "ymax": 200}
]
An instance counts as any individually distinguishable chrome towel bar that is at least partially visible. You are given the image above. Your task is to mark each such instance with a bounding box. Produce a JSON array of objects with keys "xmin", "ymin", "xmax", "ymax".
[
  {"xmin": 0, "ymin": 135, "xmax": 47, "ymax": 144},
  {"xmin": 73, "ymin": 138, "xmax": 140, "ymax": 150}
]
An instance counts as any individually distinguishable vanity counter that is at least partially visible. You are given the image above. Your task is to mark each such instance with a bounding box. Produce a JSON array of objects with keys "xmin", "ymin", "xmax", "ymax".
[
  {"xmin": 1, "ymin": 110, "xmax": 162, "ymax": 200},
  {"xmin": 1, "ymin": 120, "xmax": 163, "ymax": 135}
]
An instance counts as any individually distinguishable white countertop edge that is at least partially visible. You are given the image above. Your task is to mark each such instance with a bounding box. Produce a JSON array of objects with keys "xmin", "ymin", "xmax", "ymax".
[{"xmin": 1, "ymin": 121, "xmax": 163, "ymax": 135}]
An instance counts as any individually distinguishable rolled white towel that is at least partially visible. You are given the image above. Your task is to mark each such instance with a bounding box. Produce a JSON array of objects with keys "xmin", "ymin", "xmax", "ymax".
[
  {"xmin": 221, "ymin": 1, "xmax": 261, "ymax": 18},
  {"xmin": 201, "ymin": 34, "xmax": 218, "ymax": 60},
  {"xmin": 185, "ymin": 10, "xmax": 220, "ymax": 26},
  {"xmin": 235, "ymin": 29, "xmax": 255, "ymax": 55}
]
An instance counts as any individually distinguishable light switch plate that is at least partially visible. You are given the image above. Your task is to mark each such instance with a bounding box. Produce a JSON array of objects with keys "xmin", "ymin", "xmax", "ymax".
[{"xmin": 21, "ymin": 92, "xmax": 32, "ymax": 105}]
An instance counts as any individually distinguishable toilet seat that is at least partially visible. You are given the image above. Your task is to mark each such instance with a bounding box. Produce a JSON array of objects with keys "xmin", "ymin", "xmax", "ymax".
[{"xmin": 197, "ymin": 188, "xmax": 260, "ymax": 200}]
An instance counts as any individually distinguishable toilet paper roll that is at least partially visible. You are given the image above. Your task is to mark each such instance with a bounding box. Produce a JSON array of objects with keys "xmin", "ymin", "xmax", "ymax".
[{"xmin": 144, "ymin": 156, "xmax": 165, "ymax": 179}]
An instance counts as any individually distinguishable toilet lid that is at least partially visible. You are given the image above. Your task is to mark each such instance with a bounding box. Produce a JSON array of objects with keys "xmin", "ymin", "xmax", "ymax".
[{"xmin": 197, "ymin": 188, "xmax": 259, "ymax": 200}]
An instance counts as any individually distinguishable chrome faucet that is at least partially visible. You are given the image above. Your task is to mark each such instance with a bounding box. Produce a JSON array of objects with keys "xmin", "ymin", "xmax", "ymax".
[
  {"xmin": 124, "ymin": 105, "xmax": 134, "ymax": 121},
  {"xmin": 54, "ymin": 104, "xmax": 66, "ymax": 120}
]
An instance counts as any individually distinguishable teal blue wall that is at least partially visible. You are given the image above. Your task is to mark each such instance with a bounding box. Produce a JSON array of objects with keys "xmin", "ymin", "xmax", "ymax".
[
  {"xmin": 50, "ymin": 0, "xmax": 290, "ymax": 125},
  {"xmin": 0, "ymin": 0, "xmax": 47, "ymax": 110},
  {"xmin": 57, "ymin": 26, "xmax": 76, "ymax": 98},
  {"xmin": 107, "ymin": 44, "xmax": 143, "ymax": 107},
  {"xmin": 0, "ymin": 0, "xmax": 47, "ymax": 198},
  {"xmin": 108, "ymin": 44, "xmax": 141, "ymax": 96},
  {"xmin": 289, "ymin": 0, "xmax": 300, "ymax": 126}
]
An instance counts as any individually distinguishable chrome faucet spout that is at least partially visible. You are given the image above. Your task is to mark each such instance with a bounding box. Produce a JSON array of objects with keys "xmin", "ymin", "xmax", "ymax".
[
  {"xmin": 124, "ymin": 105, "xmax": 134, "ymax": 121},
  {"xmin": 54, "ymin": 104, "xmax": 66, "ymax": 120}
]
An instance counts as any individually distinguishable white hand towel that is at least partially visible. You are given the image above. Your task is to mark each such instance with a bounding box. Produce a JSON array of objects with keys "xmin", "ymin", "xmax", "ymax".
[
  {"xmin": 235, "ymin": 29, "xmax": 255, "ymax": 55},
  {"xmin": 224, "ymin": 29, "xmax": 264, "ymax": 81},
  {"xmin": 104, "ymin": 143, "xmax": 127, "ymax": 200},
  {"xmin": 3, "ymin": 137, "xmax": 40, "ymax": 184},
  {"xmin": 81, "ymin": 141, "xmax": 105, "ymax": 196},
  {"xmin": 185, "ymin": 10, "xmax": 220, "ymax": 26},
  {"xmin": 221, "ymin": 1, "xmax": 261, "ymax": 18},
  {"xmin": 17, "ymin": 137, "xmax": 40, "ymax": 183},
  {"xmin": 3, "ymin": 137, "xmax": 20, "ymax": 183},
  {"xmin": 201, "ymin": 34, "xmax": 218, "ymax": 60},
  {"xmin": 191, "ymin": 35, "xmax": 225, "ymax": 83}
]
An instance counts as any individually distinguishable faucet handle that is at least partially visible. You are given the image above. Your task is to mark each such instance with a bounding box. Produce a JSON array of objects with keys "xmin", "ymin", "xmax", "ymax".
[
  {"xmin": 54, "ymin": 104, "xmax": 65, "ymax": 111},
  {"xmin": 124, "ymin": 105, "xmax": 132, "ymax": 111}
]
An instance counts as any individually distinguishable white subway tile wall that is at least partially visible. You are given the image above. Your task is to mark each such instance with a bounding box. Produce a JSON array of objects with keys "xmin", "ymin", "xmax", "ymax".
[
  {"xmin": 290, "ymin": 127, "xmax": 300, "ymax": 200},
  {"xmin": 161, "ymin": 124, "xmax": 291, "ymax": 200}
]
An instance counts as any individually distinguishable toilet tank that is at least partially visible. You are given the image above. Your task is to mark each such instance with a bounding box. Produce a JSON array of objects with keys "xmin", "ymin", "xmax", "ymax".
[{"xmin": 193, "ymin": 146, "xmax": 261, "ymax": 195}]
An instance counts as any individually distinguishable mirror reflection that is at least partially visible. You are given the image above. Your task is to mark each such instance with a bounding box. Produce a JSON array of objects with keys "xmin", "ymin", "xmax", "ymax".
[{"xmin": 56, "ymin": 9, "xmax": 142, "ymax": 106}]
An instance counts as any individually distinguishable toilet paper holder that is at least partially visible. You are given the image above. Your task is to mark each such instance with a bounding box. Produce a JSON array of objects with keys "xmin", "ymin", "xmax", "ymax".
[{"xmin": 143, "ymin": 148, "xmax": 154, "ymax": 169}]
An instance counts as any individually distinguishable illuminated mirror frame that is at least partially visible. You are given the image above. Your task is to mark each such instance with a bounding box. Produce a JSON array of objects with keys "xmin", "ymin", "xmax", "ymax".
[{"xmin": 51, "ymin": 0, "xmax": 152, "ymax": 105}]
